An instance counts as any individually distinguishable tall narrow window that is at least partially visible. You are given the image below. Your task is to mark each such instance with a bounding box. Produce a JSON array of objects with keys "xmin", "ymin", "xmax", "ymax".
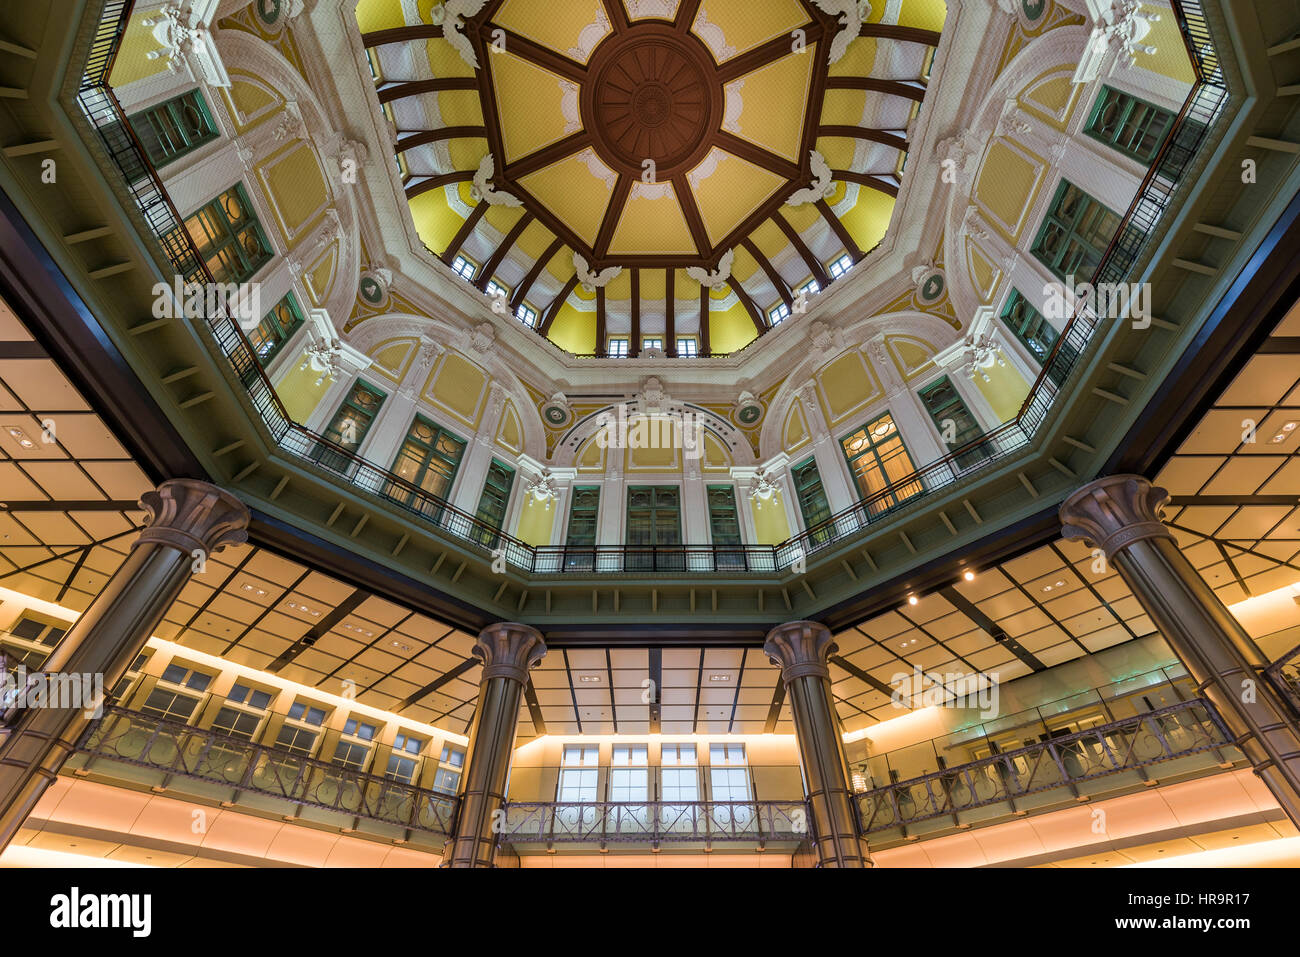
[
  {"xmin": 386, "ymin": 733, "xmax": 424, "ymax": 783},
  {"xmin": 390, "ymin": 417, "xmax": 465, "ymax": 506},
  {"xmin": 315, "ymin": 380, "xmax": 385, "ymax": 473},
  {"xmin": 276, "ymin": 699, "xmax": 327, "ymax": 756},
  {"xmin": 661, "ymin": 744, "xmax": 699, "ymax": 803},
  {"xmin": 676, "ymin": 336, "xmax": 698, "ymax": 357},
  {"xmin": 557, "ymin": 745, "xmax": 600, "ymax": 802},
  {"xmin": 182, "ymin": 184, "xmax": 273, "ymax": 284},
  {"xmin": 211, "ymin": 682, "xmax": 273, "ymax": 740},
  {"xmin": 247, "ymin": 292, "xmax": 304, "ymax": 366},
  {"xmin": 609, "ymin": 745, "xmax": 649, "ymax": 802},
  {"xmin": 709, "ymin": 744, "xmax": 754, "ymax": 829},
  {"xmin": 564, "ymin": 485, "xmax": 600, "ymax": 571},
  {"xmin": 792, "ymin": 458, "xmax": 831, "ymax": 545},
  {"xmin": 129, "ymin": 89, "xmax": 218, "ymax": 167},
  {"xmin": 472, "ymin": 460, "xmax": 515, "ymax": 547},
  {"xmin": 918, "ymin": 378, "xmax": 990, "ymax": 469},
  {"xmin": 1032, "ymin": 180, "xmax": 1122, "ymax": 281},
  {"xmin": 1001, "ymin": 290, "xmax": 1078, "ymax": 387},
  {"xmin": 451, "ymin": 255, "xmax": 477, "ymax": 280},
  {"xmin": 607, "ymin": 337, "xmax": 630, "ymax": 357},
  {"xmin": 626, "ymin": 486, "xmax": 682, "ymax": 571},
  {"xmin": 840, "ymin": 413, "xmax": 923, "ymax": 516},
  {"xmin": 707, "ymin": 485, "xmax": 746, "ymax": 571},
  {"xmin": 1086, "ymin": 86, "xmax": 1175, "ymax": 164},
  {"xmin": 333, "ymin": 717, "xmax": 378, "ymax": 771},
  {"xmin": 434, "ymin": 745, "xmax": 465, "ymax": 794}
]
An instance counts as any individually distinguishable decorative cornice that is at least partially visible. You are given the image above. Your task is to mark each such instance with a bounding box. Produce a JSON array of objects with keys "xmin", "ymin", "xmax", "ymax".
[
  {"xmin": 136, "ymin": 479, "xmax": 251, "ymax": 557},
  {"xmin": 1058, "ymin": 474, "xmax": 1176, "ymax": 559},
  {"xmin": 764, "ymin": 620, "xmax": 837, "ymax": 682},
  {"xmin": 473, "ymin": 622, "xmax": 547, "ymax": 683}
]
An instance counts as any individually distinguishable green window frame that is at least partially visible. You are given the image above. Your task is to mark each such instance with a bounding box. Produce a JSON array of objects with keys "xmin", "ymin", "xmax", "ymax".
[
  {"xmin": 706, "ymin": 485, "xmax": 742, "ymax": 546},
  {"xmin": 1000, "ymin": 290, "xmax": 1077, "ymax": 387},
  {"xmin": 1031, "ymin": 180, "xmax": 1122, "ymax": 281},
  {"xmin": 839, "ymin": 413, "xmax": 923, "ymax": 516},
  {"xmin": 129, "ymin": 88, "xmax": 219, "ymax": 167},
  {"xmin": 792, "ymin": 458, "xmax": 831, "ymax": 544},
  {"xmin": 182, "ymin": 184, "xmax": 273, "ymax": 284},
  {"xmin": 626, "ymin": 486, "xmax": 682, "ymax": 570},
  {"xmin": 1085, "ymin": 85, "xmax": 1175, "ymax": 164},
  {"xmin": 472, "ymin": 459, "xmax": 516, "ymax": 547},
  {"xmin": 390, "ymin": 416, "xmax": 466, "ymax": 504},
  {"xmin": 563, "ymin": 485, "xmax": 601, "ymax": 571},
  {"xmin": 248, "ymin": 292, "xmax": 304, "ymax": 366},
  {"xmin": 918, "ymin": 378, "xmax": 989, "ymax": 469},
  {"xmin": 314, "ymin": 380, "xmax": 385, "ymax": 474}
]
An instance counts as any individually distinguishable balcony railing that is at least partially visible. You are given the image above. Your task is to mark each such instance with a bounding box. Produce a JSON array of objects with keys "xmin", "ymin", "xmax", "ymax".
[
  {"xmin": 854, "ymin": 698, "xmax": 1233, "ymax": 834},
  {"xmin": 496, "ymin": 800, "xmax": 810, "ymax": 845},
  {"xmin": 72, "ymin": 0, "xmax": 1226, "ymax": 576},
  {"xmin": 1265, "ymin": 644, "xmax": 1300, "ymax": 717},
  {"xmin": 77, "ymin": 705, "xmax": 458, "ymax": 836}
]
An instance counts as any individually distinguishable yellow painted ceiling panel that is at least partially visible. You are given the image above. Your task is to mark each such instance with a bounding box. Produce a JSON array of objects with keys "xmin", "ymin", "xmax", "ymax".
[
  {"xmin": 709, "ymin": 300, "xmax": 758, "ymax": 354},
  {"xmin": 448, "ymin": 138, "xmax": 489, "ymax": 171},
  {"xmin": 426, "ymin": 39, "xmax": 476, "ymax": 79},
  {"xmin": 514, "ymin": 218, "xmax": 558, "ymax": 260},
  {"xmin": 828, "ymin": 37, "xmax": 876, "ymax": 77},
  {"xmin": 640, "ymin": 269, "xmax": 666, "ymax": 299},
  {"xmin": 496, "ymin": 0, "xmax": 612, "ymax": 64},
  {"xmin": 731, "ymin": 245, "xmax": 760, "ymax": 282},
  {"xmin": 437, "ymin": 90, "xmax": 484, "ymax": 127},
  {"xmin": 688, "ymin": 148, "xmax": 785, "ymax": 247},
  {"xmin": 518, "ymin": 149, "xmax": 616, "ymax": 246},
  {"xmin": 897, "ymin": 0, "xmax": 947, "ymax": 31},
  {"xmin": 484, "ymin": 203, "xmax": 527, "ymax": 236},
  {"xmin": 748, "ymin": 218, "xmax": 788, "ymax": 259},
  {"xmin": 976, "ymin": 141, "xmax": 1039, "ymax": 238},
  {"xmin": 780, "ymin": 203, "xmax": 819, "ymax": 233},
  {"xmin": 814, "ymin": 135, "xmax": 858, "ymax": 171},
  {"xmin": 354, "ymin": 0, "xmax": 407, "ymax": 33},
  {"xmin": 549, "ymin": 301, "xmax": 596, "ymax": 353},
  {"xmin": 724, "ymin": 48, "xmax": 816, "ymax": 162},
  {"xmin": 408, "ymin": 187, "xmax": 468, "ymax": 254},
  {"xmin": 691, "ymin": 0, "xmax": 809, "ymax": 63},
  {"xmin": 822, "ymin": 89, "xmax": 868, "ymax": 128},
  {"xmin": 609, "ymin": 183, "xmax": 698, "ymax": 256},
  {"xmin": 490, "ymin": 53, "xmax": 583, "ymax": 163}
]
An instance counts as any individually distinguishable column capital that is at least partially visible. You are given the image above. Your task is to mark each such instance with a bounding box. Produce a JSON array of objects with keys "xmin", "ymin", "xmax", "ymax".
[
  {"xmin": 136, "ymin": 479, "xmax": 250, "ymax": 557},
  {"xmin": 474, "ymin": 622, "xmax": 547, "ymax": 683},
  {"xmin": 764, "ymin": 620, "xmax": 836, "ymax": 681},
  {"xmin": 1059, "ymin": 474, "xmax": 1175, "ymax": 558}
]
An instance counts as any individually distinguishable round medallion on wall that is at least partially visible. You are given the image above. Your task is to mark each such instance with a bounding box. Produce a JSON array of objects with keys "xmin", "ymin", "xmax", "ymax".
[
  {"xmin": 541, "ymin": 394, "xmax": 573, "ymax": 429},
  {"xmin": 1021, "ymin": 0, "xmax": 1046, "ymax": 21},
  {"xmin": 734, "ymin": 392, "xmax": 765, "ymax": 428},
  {"xmin": 359, "ymin": 271, "xmax": 389, "ymax": 309},
  {"xmin": 917, "ymin": 269, "xmax": 946, "ymax": 305}
]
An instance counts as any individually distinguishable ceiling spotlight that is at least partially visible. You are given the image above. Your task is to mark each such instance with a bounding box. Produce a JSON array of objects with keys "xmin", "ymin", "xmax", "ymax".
[
  {"xmin": 4, "ymin": 425, "xmax": 35, "ymax": 449},
  {"xmin": 391, "ymin": 640, "xmax": 411, "ymax": 651},
  {"xmin": 579, "ymin": 675, "xmax": 601, "ymax": 683},
  {"xmin": 708, "ymin": 674, "xmax": 731, "ymax": 682},
  {"xmin": 908, "ymin": 595, "xmax": 919, "ymax": 606},
  {"xmin": 963, "ymin": 570, "xmax": 976, "ymax": 582}
]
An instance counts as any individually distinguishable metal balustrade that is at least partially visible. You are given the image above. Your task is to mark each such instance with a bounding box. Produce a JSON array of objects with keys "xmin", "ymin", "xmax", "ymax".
[
  {"xmin": 1266, "ymin": 644, "xmax": 1300, "ymax": 717},
  {"xmin": 854, "ymin": 698, "xmax": 1233, "ymax": 834},
  {"xmin": 496, "ymin": 800, "xmax": 810, "ymax": 845},
  {"xmin": 77, "ymin": 706, "xmax": 459, "ymax": 836},
  {"xmin": 70, "ymin": 0, "xmax": 1226, "ymax": 576}
]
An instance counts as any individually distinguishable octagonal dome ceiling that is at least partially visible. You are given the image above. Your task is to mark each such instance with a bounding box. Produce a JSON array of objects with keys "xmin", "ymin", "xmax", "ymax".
[{"xmin": 360, "ymin": 0, "xmax": 946, "ymax": 355}]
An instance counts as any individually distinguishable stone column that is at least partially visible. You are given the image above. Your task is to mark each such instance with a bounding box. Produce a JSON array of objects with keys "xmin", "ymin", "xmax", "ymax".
[
  {"xmin": 0, "ymin": 479, "xmax": 249, "ymax": 850},
  {"xmin": 764, "ymin": 621, "xmax": 873, "ymax": 867},
  {"xmin": 443, "ymin": 622, "xmax": 546, "ymax": 868},
  {"xmin": 1060, "ymin": 475, "xmax": 1300, "ymax": 827}
]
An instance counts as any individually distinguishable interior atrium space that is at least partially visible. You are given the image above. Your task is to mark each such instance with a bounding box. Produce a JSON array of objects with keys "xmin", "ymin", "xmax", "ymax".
[{"xmin": 2, "ymin": 0, "xmax": 1300, "ymax": 921}]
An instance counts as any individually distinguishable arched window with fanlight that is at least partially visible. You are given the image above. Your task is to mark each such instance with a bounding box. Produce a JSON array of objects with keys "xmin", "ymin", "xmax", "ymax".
[
  {"xmin": 388, "ymin": 416, "xmax": 466, "ymax": 507},
  {"xmin": 179, "ymin": 184, "xmax": 273, "ymax": 284},
  {"xmin": 839, "ymin": 413, "xmax": 923, "ymax": 517},
  {"xmin": 1031, "ymin": 180, "xmax": 1121, "ymax": 282},
  {"xmin": 127, "ymin": 88, "xmax": 219, "ymax": 167}
]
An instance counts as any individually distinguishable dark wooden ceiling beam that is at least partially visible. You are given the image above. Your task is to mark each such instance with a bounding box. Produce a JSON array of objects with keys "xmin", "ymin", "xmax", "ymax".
[
  {"xmin": 714, "ymin": 131, "xmax": 802, "ymax": 180},
  {"xmin": 717, "ymin": 24, "xmax": 825, "ymax": 84},
  {"xmin": 833, "ymin": 168, "xmax": 899, "ymax": 197},
  {"xmin": 602, "ymin": 0, "xmax": 630, "ymax": 32},
  {"xmin": 502, "ymin": 130, "xmax": 593, "ymax": 180},
  {"xmin": 595, "ymin": 175, "xmax": 633, "ymax": 258},
  {"xmin": 728, "ymin": 277, "xmax": 768, "ymax": 335},
  {"xmin": 441, "ymin": 202, "xmax": 488, "ymax": 265},
  {"xmin": 674, "ymin": 0, "xmax": 704, "ymax": 31},
  {"xmin": 815, "ymin": 197, "xmax": 864, "ymax": 262},
  {"xmin": 860, "ymin": 23, "xmax": 942, "ymax": 46},
  {"xmin": 539, "ymin": 273, "xmax": 580, "ymax": 335},
  {"xmin": 404, "ymin": 169, "xmax": 475, "ymax": 200},
  {"xmin": 511, "ymin": 235, "xmax": 564, "ymax": 311},
  {"xmin": 595, "ymin": 286, "xmax": 608, "ymax": 356},
  {"xmin": 665, "ymin": 268, "xmax": 676, "ymax": 356},
  {"xmin": 479, "ymin": 27, "xmax": 587, "ymax": 82},
  {"xmin": 699, "ymin": 283, "xmax": 711, "ymax": 355},
  {"xmin": 377, "ymin": 77, "xmax": 479, "ymax": 104},
  {"xmin": 476, "ymin": 211, "xmax": 534, "ymax": 292},
  {"xmin": 771, "ymin": 212, "xmax": 829, "ymax": 287},
  {"xmin": 673, "ymin": 175, "xmax": 710, "ymax": 257},
  {"xmin": 361, "ymin": 24, "xmax": 441, "ymax": 47},
  {"xmin": 742, "ymin": 238, "xmax": 793, "ymax": 308},
  {"xmin": 630, "ymin": 268, "xmax": 641, "ymax": 356},
  {"xmin": 395, "ymin": 127, "xmax": 487, "ymax": 153},
  {"xmin": 819, "ymin": 125, "xmax": 908, "ymax": 151},
  {"xmin": 824, "ymin": 76, "xmax": 928, "ymax": 100}
]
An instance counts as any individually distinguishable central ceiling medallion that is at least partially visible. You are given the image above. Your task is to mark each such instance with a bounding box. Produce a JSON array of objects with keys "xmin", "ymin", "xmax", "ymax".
[{"xmin": 582, "ymin": 25, "xmax": 723, "ymax": 181}]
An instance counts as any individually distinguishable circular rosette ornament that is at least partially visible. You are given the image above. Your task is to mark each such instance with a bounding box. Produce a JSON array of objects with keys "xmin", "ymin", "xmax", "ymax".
[
  {"xmin": 733, "ymin": 390, "xmax": 765, "ymax": 427},
  {"xmin": 541, "ymin": 392, "xmax": 573, "ymax": 429}
]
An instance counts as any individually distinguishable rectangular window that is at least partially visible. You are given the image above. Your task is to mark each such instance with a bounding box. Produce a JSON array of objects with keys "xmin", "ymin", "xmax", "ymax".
[
  {"xmin": 8, "ymin": 615, "xmax": 67, "ymax": 648},
  {"xmin": 129, "ymin": 89, "xmax": 218, "ymax": 167},
  {"xmin": 434, "ymin": 744, "xmax": 465, "ymax": 794},
  {"xmin": 211, "ymin": 706, "xmax": 262, "ymax": 740},
  {"xmin": 159, "ymin": 663, "xmax": 214, "ymax": 692},
  {"xmin": 515, "ymin": 303, "xmax": 538, "ymax": 327},
  {"xmin": 642, "ymin": 337, "xmax": 663, "ymax": 352},
  {"xmin": 607, "ymin": 337, "xmax": 629, "ymax": 357},
  {"xmin": 1032, "ymin": 180, "xmax": 1122, "ymax": 281},
  {"xmin": 471, "ymin": 459, "xmax": 515, "ymax": 547},
  {"xmin": 769, "ymin": 302, "xmax": 791, "ymax": 325},
  {"xmin": 919, "ymin": 378, "xmax": 990, "ymax": 469},
  {"xmin": 1086, "ymin": 85, "xmax": 1175, "ymax": 164},
  {"xmin": 564, "ymin": 485, "xmax": 600, "ymax": 571},
  {"xmin": 1000, "ymin": 290, "xmax": 1077, "ymax": 387},
  {"xmin": 315, "ymin": 380, "xmax": 386, "ymax": 472},
  {"xmin": 661, "ymin": 744, "xmax": 699, "ymax": 803},
  {"xmin": 609, "ymin": 745, "xmax": 649, "ymax": 802},
  {"xmin": 247, "ymin": 293, "xmax": 304, "ymax": 366},
  {"xmin": 799, "ymin": 279, "xmax": 820, "ymax": 296},
  {"xmin": 485, "ymin": 279, "xmax": 509, "ymax": 301},
  {"xmin": 386, "ymin": 733, "xmax": 424, "ymax": 783},
  {"xmin": 390, "ymin": 416, "xmax": 465, "ymax": 504},
  {"xmin": 792, "ymin": 457, "xmax": 831, "ymax": 544},
  {"xmin": 828, "ymin": 253, "xmax": 854, "ymax": 279},
  {"xmin": 181, "ymin": 184, "xmax": 273, "ymax": 284},
  {"xmin": 139, "ymin": 688, "xmax": 201, "ymax": 722},
  {"xmin": 706, "ymin": 485, "xmax": 742, "ymax": 546},
  {"xmin": 676, "ymin": 336, "xmax": 698, "ymax": 357},
  {"xmin": 451, "ymin": 255, "xmax": 477, "ymax": 281},
  {"xmin": 557, "ymin": 745, "xmax": 599, "ymax": 802},
  {"xmin": 840, "ymin": 413, "xmax": 924, "ymax": 516},
  {"xmin": 626, "ymin": 485, "xmax": 682, "ymax": 571},
  {"xmin": 709, "ymin": 744, "xmax": 751, "ymax": 803}
]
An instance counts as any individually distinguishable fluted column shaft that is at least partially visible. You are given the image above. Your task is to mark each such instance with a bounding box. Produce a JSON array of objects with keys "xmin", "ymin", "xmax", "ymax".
[
  {"xmin": 443, "ymin": 622, "xmax": 546, "ymax": 868},
  {"xmin": 1061, "ymin": 475, "xmax": 1300, "ymax": 827},
  {"xmin": 765, "ymin": 621, "xmax": 872, "ymax": 867},
  {"xmin": 0, "ymin": 479, "xmax": 249, "ymax": 850}
]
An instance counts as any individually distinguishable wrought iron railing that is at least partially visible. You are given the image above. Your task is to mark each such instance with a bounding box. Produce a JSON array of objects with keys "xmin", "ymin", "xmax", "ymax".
[
  {"xmin": 496, "ymin": 800, "xmax": 809, "ymax": 845},
  {"xmin": 77, "ymin": 705, "xmax": 459, "ymax": 836},
  {"xmin": 1265, "ymin": 644, "xmax": 1300, "ymax": 717},
  {"xmin": 854, "ymin": 698, "xmax": 1232, "ymax": 834},
  {"xmin": 73, "ymin": 0, "xmax": 1226, "ymax": 576}
]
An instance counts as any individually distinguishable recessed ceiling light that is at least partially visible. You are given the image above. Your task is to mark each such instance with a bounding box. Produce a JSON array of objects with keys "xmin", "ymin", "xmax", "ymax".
[
  {"xmin": 708, "ymin": 674, "xmax": 730, "ymax": 682},
  {"xmin": 391, "ymin": 640, "xmax": 411, "ymax": 651},
  {"xmin": 579, "ymin": 675, "xmax": 601, "ymax": 682},
  {"xmin": 907, "ymin": 595, "xmax": 918, "ymax": 606},
  {"xmin": 963, "ymin": 570, "xmax": 976, "ymax": 582}
]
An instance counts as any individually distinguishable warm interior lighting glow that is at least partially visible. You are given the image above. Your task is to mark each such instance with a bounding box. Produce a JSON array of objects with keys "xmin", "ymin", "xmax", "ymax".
[
  {"xmin": 963, "ymin": 570, "xmax": 976, "ymax": 582},
  {"xmin": 907, "ymin": 595, "xmax": 919, "ymax": 605},
  {"xmin": 1120, "ymin": 836, "xmax": 1300, "ymax": 869}
]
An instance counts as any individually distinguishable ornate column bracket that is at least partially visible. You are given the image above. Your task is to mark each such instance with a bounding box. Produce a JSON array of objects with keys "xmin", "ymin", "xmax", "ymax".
[
  {"xmin": 1059, "ymin": 474, "xmax": 1176, "ymax": 559},
  {"xmin": 473, "ymin": 622, "xmax": 546, "ymax": 684},
  {"xmin": 135, "ymin": 478, "xmax": 250, "ymax": 557},
  {"xmin": 765, "ymin": 620, "xmax": 836, "ymax": 682}
]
